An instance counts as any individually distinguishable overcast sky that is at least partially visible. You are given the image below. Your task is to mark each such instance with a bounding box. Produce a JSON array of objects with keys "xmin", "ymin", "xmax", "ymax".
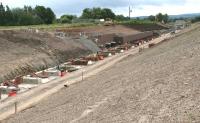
[{"xmin": 0, "ymin": 0, "xmax": 200, "ymax": 17}]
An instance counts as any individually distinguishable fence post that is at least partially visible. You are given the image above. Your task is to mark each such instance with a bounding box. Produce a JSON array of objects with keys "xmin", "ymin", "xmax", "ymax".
[
  {"xmin": 82, "ymin": 70, "xmax": 84, "ymax": 81},
  {"xmin": 15, "ymin": 102, "xmax": 17, "ymax": 114},
  {"xmin": 0, "ymin": 88, "xmax": 1, "ymax": 100}
]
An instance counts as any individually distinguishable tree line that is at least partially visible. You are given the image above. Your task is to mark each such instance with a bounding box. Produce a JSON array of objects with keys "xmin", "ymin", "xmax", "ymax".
[
  {"xmin": 0, "ymin": 3, "xmax": 55, "ymax": 26},
  {"xmin": 60, "ymin": 9, "xmax": 169, "ymax": 24},
  {"xmin": 148, "ymin": 13, "xmax": 169, "ymax": 23},
  {"xmin": 0, "ymin": 3, "xmax": 130, "ymax": 25},
  {"xmin": 0, "ymin": 2, "xmax": 170, "ymax": 26},
  {"xmin": 58, "ymin": 8, "xmax": 130, "ymax": 23}
]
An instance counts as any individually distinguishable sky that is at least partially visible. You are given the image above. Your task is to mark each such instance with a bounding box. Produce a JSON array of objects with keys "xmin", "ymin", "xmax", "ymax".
[{"xmin": 0, "ymin": 0, "xmax": 200, "ymax": 17}]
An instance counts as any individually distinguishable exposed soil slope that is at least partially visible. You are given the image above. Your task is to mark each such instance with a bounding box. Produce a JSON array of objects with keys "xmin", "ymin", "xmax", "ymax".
[
  {"xmin": 2, "ymin": 25, "xmax": 200, "ymax": 122},
  {"xmin": 0, "ymin": 24, "xmax": 165, "ymax": 81},
  {"xmin": 0, "ymin": 30, "xmax": 94, "ymax": 80}
]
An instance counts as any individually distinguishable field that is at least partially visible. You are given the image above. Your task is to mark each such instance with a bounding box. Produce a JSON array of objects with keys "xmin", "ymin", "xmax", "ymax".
[{"xmin": 2, "ymin": 24, "xmax": 200, "ymax": 122}]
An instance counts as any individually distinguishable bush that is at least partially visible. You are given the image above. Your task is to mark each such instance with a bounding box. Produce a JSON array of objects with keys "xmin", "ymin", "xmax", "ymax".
[{"xmin": 191, "ymin": 16, "xmax": 200, "ymax": 23}]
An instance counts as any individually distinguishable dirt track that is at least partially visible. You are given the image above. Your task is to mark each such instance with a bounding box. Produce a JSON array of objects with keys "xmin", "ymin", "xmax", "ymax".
[{"xmin": 2, "ymin": 25, "xmax": 200, "ymax": 122}]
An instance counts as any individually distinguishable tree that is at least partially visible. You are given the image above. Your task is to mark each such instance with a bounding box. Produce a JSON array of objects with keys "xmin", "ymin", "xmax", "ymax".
[
  {"xmin": 0, "ymin": 2, "xmax": 5, "ymax": 25},
  {"xmin": 92, "ymin": 7, "xmax": 102, "ymax": 19},
  {"xmin": 34, "ymin": 6, "xmax": 46, "ymax": 24},
  {"xmin": 0, "ymin": 3, "xmax": 56, "ymax": 26},
  {"xmin": 60, "ymin": 14, "xmax": 77, "ymax": 23},
  {"xmin": 192, "ymin": 16, "xmax": 200, "ymax": 23},
  {"xmin": 0, "ymin": 3, "xmax": 5, "ymax": 13},
  {"xmin": 81, "ymin": 8, "xmax": 92, "ymax": 19},
  {"xmin": 34, "ymin": 6, "xmax": 55, "ymax": 24},
  {"xmin": 156, "ymin": 13, "xmax": 163, "ymax": 22},
  {"xmin": 163, "ymin": 14, "xmax": 169, "ymax": 23},
  {"xmin": 45, "ymin": 8, "xmax": 55, "ymax": 24},
  {"xmin": 115, "ymin": 15, "xmax": 129, "ymax": 21},
  {"xmin": 101, "ymin": 8, "xmax": 115, "ymax": 19},
  {"xmin": 148, "ymin": 15, "xmax": 155, "ymax": 21},
  {"xmin": 81, "ymin": 7, "xmax": 116, "ymax": 20},
  {"xmin": 155, "ymin": 13, "xmax": 169, "ymax": 23},
  {"xmin": 12, "ymin": 8, "xmax": 33, "ymax": 25},
  {"xmin": 5, "ymin": 5, "xmax": 13, "ymax": 25}
]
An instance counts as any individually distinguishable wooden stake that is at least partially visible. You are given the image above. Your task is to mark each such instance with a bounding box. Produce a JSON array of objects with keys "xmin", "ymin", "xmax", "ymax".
[
  {"xmin": 82, "ymin": 71, "xmax": 83, "ymax": 81},
  {"xmin": 15, "ymin": 102, "xmax": 17, "ymax": 114},
  {"xmin": 0, "ymin": 88, "xmax": 1, "ymax": 100}
]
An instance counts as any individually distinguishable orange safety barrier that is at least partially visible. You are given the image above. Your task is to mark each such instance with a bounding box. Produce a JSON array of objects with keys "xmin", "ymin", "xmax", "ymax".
[
  {"xmin": 98, "ymin": 55, "xmax": 104, "ymax": 60},
  {"xmin": 8, "ymin": 91, "xmax": 17, "ymax": 97}
]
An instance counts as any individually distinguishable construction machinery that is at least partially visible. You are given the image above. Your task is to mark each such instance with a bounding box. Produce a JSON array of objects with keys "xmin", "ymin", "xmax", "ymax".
[{"xmin": 104, "ymin": 18, "xmax": 114, "ymax": 26}]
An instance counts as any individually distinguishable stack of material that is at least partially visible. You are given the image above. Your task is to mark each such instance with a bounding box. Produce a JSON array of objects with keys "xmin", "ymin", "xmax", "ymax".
[
  {"xmin": 44, "ymin": 69, "xmax": 61, "ymax": 77},
  {"xmin": 109, "ymin": 48, "xmax": 123, "ymax": 53},
  {"xmin": 35, "ymin": 67, "xmax": 67, "ymax": 77},
  {"xmin": 83, "ymin": 55, "xmax": 99, "ymax": 61},
  {"xmin": 71, "ymin": 59, "xmax": 89, "ymax": 66},
  {"xmin": 98, "ymin": 51, "xmax": 112, "ymax": 57},
  {"xmin": 105, "ymin": 43, "xmax": 111, "ymax": 49},
  {"xmin": 31, "ymin": 72, "xmax": 48, "ymax": 78},
  {"xmin": 18, "ymin": 84, "xmax": 38, "ymax": 92},
  {"xmin": 97, "ymin": 54, "xmax": 104, "ymax": 60},
  {"xmin": 83, "ymin": 54, "xmax": 104, "ymax": 61},
  {"xmin": 149, "ymin": 43, "xmax": 156, "ymax": 48},
  {"xmin": 65, "ymin": 66, "xmax": 79, "ymax": 72},
  {"xmin": 110, "ymin": 42, "xmax": 117, "ymax": 47},
  {"xmin": 117, "ymin": 44, "xmax": 132, "ymax": 51}
]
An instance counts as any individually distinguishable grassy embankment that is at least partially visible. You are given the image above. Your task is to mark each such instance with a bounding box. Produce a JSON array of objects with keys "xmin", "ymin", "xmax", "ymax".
[
  {"xmin": 0, "ymin": 20, "xmax": 158, "ymax": 30},
  {"xmin": 0, "ymin": 23, "xmax": 98, "ymax": 30}
]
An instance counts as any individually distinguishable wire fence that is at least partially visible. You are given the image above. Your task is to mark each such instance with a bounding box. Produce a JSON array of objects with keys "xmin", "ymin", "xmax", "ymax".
[{"xmin": 72, "ymin": 19, "xmax": 104, "ymax": 24}]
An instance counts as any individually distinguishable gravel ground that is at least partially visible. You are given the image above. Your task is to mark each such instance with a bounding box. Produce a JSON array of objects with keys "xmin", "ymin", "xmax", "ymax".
[{"xmin": 2, "ymin": 26, "xmax": 200, "ymax": 123}]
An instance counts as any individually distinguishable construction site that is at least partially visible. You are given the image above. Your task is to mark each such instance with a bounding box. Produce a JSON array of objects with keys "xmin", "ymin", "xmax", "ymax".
[
  {"xmin": 0, "ymin": 12, "xmax": 200, "ymax": 122},
  {"xmin": 0, "ymin": 23, "xmax": 168, "ymax": 99}
]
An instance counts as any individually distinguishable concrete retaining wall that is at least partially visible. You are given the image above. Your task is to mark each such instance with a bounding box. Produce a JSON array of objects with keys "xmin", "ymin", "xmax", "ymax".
[{"xmin": 114, "ymin": 31, "xmax": 154, "ymax": 44}]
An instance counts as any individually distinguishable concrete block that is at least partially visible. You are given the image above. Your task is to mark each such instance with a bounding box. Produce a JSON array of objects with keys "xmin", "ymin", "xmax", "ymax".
[
  {"xmin": 0, "ymin": 94, "xmax": 8, "ymax": 100},
  {"xmin": 23, "ymin": 76, "xmax": 49, "ymax": 84},
  {"xmin": 44, "ymin": 69, "xmax": 61, "ymax": 77},
  {"xmin": 0, "ymin": 86, "xmax": 18, "ymax": 94}
]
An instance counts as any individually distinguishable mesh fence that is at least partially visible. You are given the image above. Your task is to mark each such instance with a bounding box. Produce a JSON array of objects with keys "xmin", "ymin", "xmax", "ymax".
[{"xmin": 72, "ymin": 19, "xmax": 103, "ymax": 24}]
